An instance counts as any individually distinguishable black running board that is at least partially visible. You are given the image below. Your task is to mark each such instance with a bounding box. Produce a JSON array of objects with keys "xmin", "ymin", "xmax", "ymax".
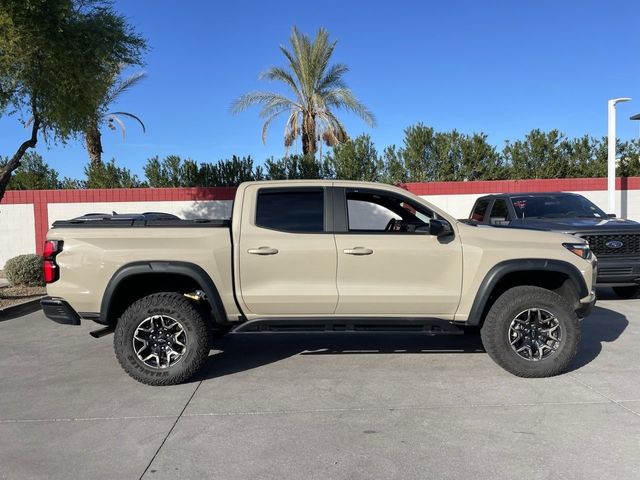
[{"xmin": 231, "ymin": 318, "xmax": 463, "ymax": 334}]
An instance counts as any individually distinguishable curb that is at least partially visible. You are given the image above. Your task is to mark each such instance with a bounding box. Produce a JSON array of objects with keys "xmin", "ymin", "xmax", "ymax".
[{"xmin": 0, "ymin": 297, "xmax": 44, "ymax": 322}]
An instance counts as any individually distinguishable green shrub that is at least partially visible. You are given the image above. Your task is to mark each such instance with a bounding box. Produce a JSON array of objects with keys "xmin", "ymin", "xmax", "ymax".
[{"xmin": 4, "ymin": 254, "xmax": 44, "ymax": 286}]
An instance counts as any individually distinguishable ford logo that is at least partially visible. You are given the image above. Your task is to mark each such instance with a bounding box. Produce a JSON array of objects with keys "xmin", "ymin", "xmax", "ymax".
[{"xmin": 606, "ymin": 240, "xmax": 624, "ymax": 249}]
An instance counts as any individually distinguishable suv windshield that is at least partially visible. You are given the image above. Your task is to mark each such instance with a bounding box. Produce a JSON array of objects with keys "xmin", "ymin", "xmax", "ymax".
[{"xmin": 511, "ymin": 195, "xmax": 607, "ymax": 219}]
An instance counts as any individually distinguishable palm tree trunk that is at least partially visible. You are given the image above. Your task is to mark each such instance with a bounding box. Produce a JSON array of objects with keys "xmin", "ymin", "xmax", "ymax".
[
  {"xmin": 85, "ymin": 118, "xmax": 103, "ymax": 165},
  {"xmin": 302, "ymin": 113, "xmax": 317, "ymax": 156}
]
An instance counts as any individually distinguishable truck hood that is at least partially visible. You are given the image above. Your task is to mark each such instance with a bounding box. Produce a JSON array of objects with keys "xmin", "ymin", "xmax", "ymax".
[{"xmin": 509, "ymin": 217, "xmax": 640, "ymax": 234}]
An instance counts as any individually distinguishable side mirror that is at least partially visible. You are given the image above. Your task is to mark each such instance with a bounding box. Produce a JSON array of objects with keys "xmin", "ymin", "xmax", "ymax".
[
  {"xmin": 607, "ymin": 213, "xmax": 617, "ymax": 218},
  {"xmin": 428, "ymin": 219, "xmax": 453, "ymax": 237}
]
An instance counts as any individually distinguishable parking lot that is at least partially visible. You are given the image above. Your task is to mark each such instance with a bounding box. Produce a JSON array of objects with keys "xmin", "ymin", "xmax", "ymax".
[{"xmin": 0, "ymin": 290, "xmax": 638, "ymax": 480}]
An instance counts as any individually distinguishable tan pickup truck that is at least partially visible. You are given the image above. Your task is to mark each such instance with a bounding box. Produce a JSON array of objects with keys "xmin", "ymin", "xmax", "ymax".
[{"xmin": 42, "ymin": 180, "xmax": 597, "ymax": 385}]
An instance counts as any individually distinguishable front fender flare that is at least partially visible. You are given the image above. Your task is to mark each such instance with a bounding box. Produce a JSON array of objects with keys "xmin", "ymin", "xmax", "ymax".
[{"xmin": 465, "ymin": 259, "xmax": 589, "ymax": 326}]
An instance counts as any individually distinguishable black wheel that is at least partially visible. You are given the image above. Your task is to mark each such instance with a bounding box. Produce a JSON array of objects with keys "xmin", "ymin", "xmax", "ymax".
[
  {"xmin": 612, "ymin": 285, "xmax": 640, "ymax": 299},
  {"xmin": 114, "ymin": 292, "xmax": 211, "ymax": 386},
  {"xmin": 480, "ymin": 286, "xmax": 580, "ymax": 378}
]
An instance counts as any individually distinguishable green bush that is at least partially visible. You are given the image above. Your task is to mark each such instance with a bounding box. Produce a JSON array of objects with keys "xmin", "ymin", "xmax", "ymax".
[{"xmin": 4, "ymin": 254, "xmax": 44, "ymax": 286}]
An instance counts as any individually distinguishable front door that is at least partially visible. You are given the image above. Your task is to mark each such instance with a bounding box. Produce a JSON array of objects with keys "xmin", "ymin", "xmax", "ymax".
[
  {"xmin": 238, "ymin": 186, "xmax": 338, "ymax": 316},
  {"xmin": 333, "ymin": 187, "xmax": 463, "ymax": 316}
]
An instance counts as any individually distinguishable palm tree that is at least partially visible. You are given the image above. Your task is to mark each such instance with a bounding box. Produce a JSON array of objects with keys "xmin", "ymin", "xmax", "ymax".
[
  {"xmin": 85, "ymin": 70, "xmax": 147, "ymax": 165},
  {"xmin": 231, "ymin": 27, "xmax": 375, "ymax": 156}
]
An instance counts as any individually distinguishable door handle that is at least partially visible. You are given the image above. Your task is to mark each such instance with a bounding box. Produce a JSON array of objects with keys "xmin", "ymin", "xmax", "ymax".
[
  {"xmin": 343, "ymin": 247, "xmax": 373, "ymax": 256},
  {"xmin": 247, "ymin": 246, "xmax": 279, "ymax": 255}
]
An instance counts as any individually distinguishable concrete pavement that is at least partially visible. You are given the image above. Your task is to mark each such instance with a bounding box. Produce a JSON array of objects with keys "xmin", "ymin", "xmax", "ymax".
[{"xmin": 0, "ymin": 291, "xmax": 638, "ymax": 479}]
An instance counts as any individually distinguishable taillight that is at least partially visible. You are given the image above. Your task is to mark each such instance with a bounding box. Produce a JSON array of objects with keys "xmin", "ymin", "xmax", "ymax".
[{"xmin": 43, "ymin": 240, "xmax": 63, "ymax": 283}]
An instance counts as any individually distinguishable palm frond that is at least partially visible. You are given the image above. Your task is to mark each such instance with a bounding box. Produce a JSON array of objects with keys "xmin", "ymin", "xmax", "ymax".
[
  {"xmin": 260, "ymin": 66, "xmax": 302, "ymax": 102},
  {"xmin": 324, "ymin": 88, "xmax": 376, "ymax": 126},
  {"xmin": 106, "ymin": 115, "xmax": 127, "ymax": 140},
  {"xmin": 284, "ymin": 109, "xmax": 300, "ymax": 148},
  {"xmin": 230, "ymin": 91, "xmax": 297, "ymax": 114},
  {"xmin": 318, "ymin": 63, "xmax": 348, "ymax": 91},
  {"xmin": 104, "ymin": 71, "xmax": 147, "ymax": 107},
  {"xmin": 261, "ymin": 109, "xmax": 288, "ymax": 144},
  {"xmin": 107, "ymin": 111, "xmax": 146, "ymax": 132}
]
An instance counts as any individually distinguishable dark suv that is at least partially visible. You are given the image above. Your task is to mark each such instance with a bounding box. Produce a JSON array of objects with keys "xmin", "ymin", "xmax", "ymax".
[{"xmin": 468, "ymin": 192, "xmax": 640, "ymax": 299}]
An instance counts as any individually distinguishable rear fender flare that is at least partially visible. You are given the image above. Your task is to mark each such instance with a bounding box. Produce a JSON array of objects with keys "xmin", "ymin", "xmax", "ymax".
[{"xmin": 100, "ymin": 261, "xmax": 227, "ymax": 325}]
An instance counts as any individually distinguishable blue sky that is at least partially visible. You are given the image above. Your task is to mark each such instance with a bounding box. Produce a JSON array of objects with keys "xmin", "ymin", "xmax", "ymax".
[{"xmin": 1, "ymin": 0, "xmax": 640, "ymax": 179}]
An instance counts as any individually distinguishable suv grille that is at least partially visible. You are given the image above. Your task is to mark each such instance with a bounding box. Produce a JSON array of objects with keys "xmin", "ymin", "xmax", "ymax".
[{"xmin": 580, "ymin": 234, "xmax": 640, "ymax": 257}]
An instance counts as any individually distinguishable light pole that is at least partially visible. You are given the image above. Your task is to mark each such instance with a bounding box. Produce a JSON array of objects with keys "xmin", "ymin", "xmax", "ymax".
[
  {"xmin": 630, "ymin": 113, "xmax": 640, "ymax": 140},
  {"xmin": 608, "ymin": 98, "xmax": 631, "ymax": 215}
]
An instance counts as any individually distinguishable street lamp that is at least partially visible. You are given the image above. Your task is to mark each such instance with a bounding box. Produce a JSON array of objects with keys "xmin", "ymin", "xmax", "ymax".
[
  {"xmin": 608, "ymin": 97, "xmax": 631, "ymax": 215},
  {"xmin": 630, "ymin": 113, "xmax": 640, "ymax": 140}
]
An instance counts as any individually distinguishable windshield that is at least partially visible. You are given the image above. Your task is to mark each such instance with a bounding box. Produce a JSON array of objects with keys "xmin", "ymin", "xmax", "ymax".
[{"xmin": 511, "ymin": 195, "xmax": 607, "ymax": 219}]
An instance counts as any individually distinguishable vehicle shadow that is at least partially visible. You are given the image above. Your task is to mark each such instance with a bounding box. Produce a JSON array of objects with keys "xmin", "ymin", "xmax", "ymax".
[
  {"xmin": 567, "ymin": 303, "xmax": 628, "ymax": 372},
  {"xmin": 193, "ymin": 299, "xmax": 628, "ymax": 382},
  {"xmin": 194, "ymin": 332, "xmax": 485, "ymax": 382}
]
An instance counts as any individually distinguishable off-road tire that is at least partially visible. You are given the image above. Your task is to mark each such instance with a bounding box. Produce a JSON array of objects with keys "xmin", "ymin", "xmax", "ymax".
[
  {"xmin": 114, "ymin": 292, "xmax": 211, "ymax": 386},
  {"xmin": 480, "ymin": 286, "xmax": 580, "ymax": 378},
  {"xmin": 612, "ymin": 285, "xmax": 640, "ymax": 299}
]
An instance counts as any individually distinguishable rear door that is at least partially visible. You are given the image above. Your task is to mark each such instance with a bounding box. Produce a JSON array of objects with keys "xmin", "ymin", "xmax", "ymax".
[{"xmin": 238, "ymin": 186, "xmax": 338, "ymax": 315}]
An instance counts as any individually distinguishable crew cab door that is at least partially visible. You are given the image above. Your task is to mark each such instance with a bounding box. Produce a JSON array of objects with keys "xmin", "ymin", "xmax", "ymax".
[
  {"xmin": 237, "ymin": 186, "xmax": 338, "ymax": 315},
  {"xmin": 333, "ymin": 187, "xmax": 463, "ymax": 316}
]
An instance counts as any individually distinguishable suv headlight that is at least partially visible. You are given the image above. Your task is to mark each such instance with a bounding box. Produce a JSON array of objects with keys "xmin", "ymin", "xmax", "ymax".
[{"xmin": 563, "ymin": 243, "xmax": 592, "ymax": 260}]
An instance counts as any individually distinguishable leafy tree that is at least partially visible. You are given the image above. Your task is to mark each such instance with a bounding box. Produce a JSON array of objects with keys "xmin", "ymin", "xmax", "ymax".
[
  {"xmin": 503, "ymin": 129, "xmax": 570, "ymax": 179},
  {"xmin": 85, "ymin": 70, "xmax": 147, "ymax": 165},
  {"xmin": 264, "ymin": 154, "xmax": 324, "ymax": 180},
  {"xmin": 0, "ymin": 0, "xmax": 146, "ymax": 202},
  {"xmin": 0, "ymin": 152, "xmax": 58, "ymax": 190},
  {"xmin": 59, "ymin": 177, "xmax": 86, "ymax": 189},
  {"xmin": 618, "ymin": 139, "xmax": 640, "ymax": 177},
  {"xmin": 401, "ymin": 124, "xmax": 437, "ymax": 182},
  {"xmin": 325, "ymin": 134, "xmax": 382, "ymax": 181},
  {"xmin": 85, "ymin": 159, "xmax": 143, "ymax": 188},
  {"xmin": 144, "ymin": 155, "xmax": 184, "ymax": 187},
  {"xmin": 144, "ymin": 154, "xmax": 263, "ymax": 187},
  {"xmin": 458, "ymin": 133, "xmax": 505, "ymax": 180},
  {"xmin": 211, "ymin": 155, "xmax": 261, "ymax": 186},
  {"xmin": 381, "ymin": 145, "xmax": 406, "ymax": 184},
  {"xmin": 232, "ymin": 26, "xmax": 375, "ymax": 156}
]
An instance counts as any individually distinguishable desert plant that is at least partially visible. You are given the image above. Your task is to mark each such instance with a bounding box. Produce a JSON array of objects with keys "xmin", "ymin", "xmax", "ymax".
[
  {"xmin": 232, "ymin": 26, "xmax": 375, "ymax": 156},
  {"xmin": 4, "ymin": 254, "xmax": 44, "ymax": 286}
]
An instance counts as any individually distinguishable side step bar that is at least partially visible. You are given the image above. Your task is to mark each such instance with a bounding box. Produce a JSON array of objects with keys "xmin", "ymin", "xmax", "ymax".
[{"xmin": 231, "ymin": 318, "xmax": 464, "ymax": 335}]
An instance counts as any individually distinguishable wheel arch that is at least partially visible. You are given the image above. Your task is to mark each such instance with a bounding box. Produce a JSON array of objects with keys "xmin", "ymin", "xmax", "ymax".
[
  {"xmin": 100, "ymin": 261, "xmax": 228, "ymax": 326},
  {"xmin": 466, "ymin": 259, "xmax": 589, "ymax": 327}
]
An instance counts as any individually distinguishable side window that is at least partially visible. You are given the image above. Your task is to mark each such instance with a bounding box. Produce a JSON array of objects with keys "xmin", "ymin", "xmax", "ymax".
[
  {"xmin": 347, "ymin": 199, "xmax": 399, "ymax": 230},
  {"xmin": 470, "ymin": 199, "xmax": 490, "ymax": 222},
  {"xmin": 255, "ymin": 189, "xmax": 324, "ymax": 233},
  {"xmin": 488, "ymin": 199, "xmax": 509, "ymax": 225},
  {"xmin": 346, "ymin": 190, "xmax": 433, "ymax": 233}
]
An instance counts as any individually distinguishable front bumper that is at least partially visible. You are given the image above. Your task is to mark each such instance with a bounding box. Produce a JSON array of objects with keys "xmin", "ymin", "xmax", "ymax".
[
  {"xmin": 595, "ymin": 257, "xmax": 640, "ymax": 287},
  {"xmin": 576, "ymin": 291, "xmax": 597, "ymax": 319},
  {"xmin": 41, "ymin": 297, "xmax": 81, "ymax": 325}
]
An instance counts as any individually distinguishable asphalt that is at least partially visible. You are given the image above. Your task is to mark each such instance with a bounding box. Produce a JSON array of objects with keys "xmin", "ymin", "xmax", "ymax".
[{"xmin": 0, "ymin": 290, "xmax": 638, "ymax": 479}]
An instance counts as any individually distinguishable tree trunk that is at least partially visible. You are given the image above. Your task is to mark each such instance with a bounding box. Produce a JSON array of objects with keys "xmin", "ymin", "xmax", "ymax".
[
  {"xmin": 301, "ymin": 112, "xmax": 316, "ymax": 156},
  {"xmin": 0, "ymin": 117, "xmax": 40, "ymax": 203},
  {"xmin": 85, "ymin": 117, "xmax": 103, "ymax": 165}
]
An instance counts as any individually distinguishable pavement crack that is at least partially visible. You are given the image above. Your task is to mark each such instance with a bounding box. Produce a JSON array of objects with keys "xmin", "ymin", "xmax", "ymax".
[
  {"xmin": 138, "ymin": 380, "xmax": 203, "ymax": 480},
  {"xmin": 568, "ymin": 373, "xmax": 640, "ymax": 418}
]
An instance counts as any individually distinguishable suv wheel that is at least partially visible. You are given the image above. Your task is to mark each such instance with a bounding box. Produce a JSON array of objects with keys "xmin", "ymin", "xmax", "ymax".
[
  {"xmin": 114, "ymin": 292, "xmax": 211, "ymax": 386},
  {"xmin": 612, "ymin": 285, "xmax": 640, "ymax": 299},
  {"xmin": 480, "ymin": 286, "xmax": 580, "ymax": 377}
]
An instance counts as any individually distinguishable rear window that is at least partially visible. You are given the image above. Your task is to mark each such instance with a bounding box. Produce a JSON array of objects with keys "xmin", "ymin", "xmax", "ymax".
[{"xmin": 255, "ymin": 189, "xmax": 324, "ymax": 233}]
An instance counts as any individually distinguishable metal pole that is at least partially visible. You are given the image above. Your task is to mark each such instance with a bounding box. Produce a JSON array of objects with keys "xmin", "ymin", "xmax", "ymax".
[{"xmin": 607, "ymin": 98, "xmax": 631, "ymax": 214}]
